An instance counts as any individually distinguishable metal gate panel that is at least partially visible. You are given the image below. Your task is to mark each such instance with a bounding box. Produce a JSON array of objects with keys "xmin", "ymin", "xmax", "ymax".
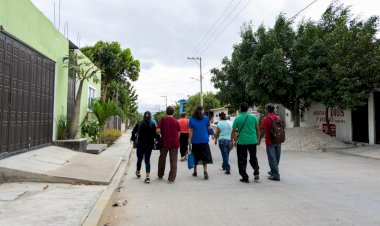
[
  {"xmin": 0, "ymin": 31, "xmax": 55, "ymax": 155},
  {"xmin": 0, "ymin": 60, "xmax": 11, "ymax": 153}
]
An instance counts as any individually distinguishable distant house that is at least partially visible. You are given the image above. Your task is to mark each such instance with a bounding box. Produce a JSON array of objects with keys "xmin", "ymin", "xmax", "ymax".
[
  {"xmin": 0, "ymin": 0, "xmax": 101, "ymax": 158},
  {"xmin": 281, "ymin": 91, "xmax": 380, "ymax": 144},
  {"xmin": 209, "ymin": 107, "xmax": 229, "ymax": 123}
]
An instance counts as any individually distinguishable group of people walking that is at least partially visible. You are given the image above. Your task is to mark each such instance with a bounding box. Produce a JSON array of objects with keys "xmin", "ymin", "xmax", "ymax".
[{"xmin": 131, "ymin": 102, "xmax": 283, "ymax": 184}]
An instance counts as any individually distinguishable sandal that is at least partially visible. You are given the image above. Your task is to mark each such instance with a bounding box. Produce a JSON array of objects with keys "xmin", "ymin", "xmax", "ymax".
[
  {"xmin": 136, "ymin": 171, "xmax": 141, "ymax": 178},
  {"xmin": 144, "ymin": 177, "xmax": 150, "ymax": 184}
]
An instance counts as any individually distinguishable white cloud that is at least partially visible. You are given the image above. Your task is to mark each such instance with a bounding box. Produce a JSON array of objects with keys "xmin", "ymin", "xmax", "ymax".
[{"xmin": 30, "ymin": 0, "xmax": 380, "ymax": 113}]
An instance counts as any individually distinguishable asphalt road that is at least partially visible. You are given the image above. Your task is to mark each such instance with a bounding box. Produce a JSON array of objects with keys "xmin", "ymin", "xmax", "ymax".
[{"xmin": 104, "ymin": 142, "xmax": 380, "ymax": 226}]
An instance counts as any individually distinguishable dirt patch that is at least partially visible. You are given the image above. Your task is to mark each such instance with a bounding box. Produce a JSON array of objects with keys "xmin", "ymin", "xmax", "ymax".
[{"xmin": 282, "ymin": 127, "xmax": 351, "ymax": 152}]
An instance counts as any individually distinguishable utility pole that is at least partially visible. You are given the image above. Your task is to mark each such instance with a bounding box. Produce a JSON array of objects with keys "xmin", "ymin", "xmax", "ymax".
[
  {"xmin": 161, "ymin": 96, "xmax": 168, "ymax": 109},
  {"xmin": 188, "ymin": 57, "xmax": 203, "ymax": 106}
]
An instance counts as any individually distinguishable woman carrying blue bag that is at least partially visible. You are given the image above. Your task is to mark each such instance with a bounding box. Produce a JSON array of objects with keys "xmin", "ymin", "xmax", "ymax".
[{"xmin": 189, "ymin": 106, "xmax": 213, "ymax": 180}]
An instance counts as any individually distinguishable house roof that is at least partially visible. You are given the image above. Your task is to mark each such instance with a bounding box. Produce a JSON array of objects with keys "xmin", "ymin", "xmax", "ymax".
[
  {"xmin": 69, "ymin": 40, "xmax": 79, "ymax": 50},
  {"xmin": 210, "ymin": 107, "xmax": 229, "ymax": 112}
]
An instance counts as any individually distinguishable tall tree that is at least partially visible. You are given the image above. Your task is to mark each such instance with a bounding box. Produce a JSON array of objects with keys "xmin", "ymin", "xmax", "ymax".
[
  {"xmin": 64, "ymin": 51, "xmax": 99, "ymax": 139},
  {"xmin": 107, "ymin": 80, "xmax": 139, "ymax": 121},
  {"xmin": 81, "ymin": 41, "xmax": 140, "ymax": 100},
  {"xmin": 312, "ymin": 2, "xmax": 380, "ymax": 134}
]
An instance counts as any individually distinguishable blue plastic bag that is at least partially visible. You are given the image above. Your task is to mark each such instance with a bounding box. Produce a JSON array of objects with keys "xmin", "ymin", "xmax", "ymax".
[{"xmin": 187, "ymin": 152, "xmax": 194, "ymax": 169}]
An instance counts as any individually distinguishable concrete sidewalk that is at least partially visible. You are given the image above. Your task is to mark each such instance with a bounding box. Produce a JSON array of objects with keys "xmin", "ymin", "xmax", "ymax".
[
  {"xmin": 0, "ymin": 131, "xmax": 133, "ymax": 226},
  {"xmin": 331, "ymin": 144, "xmax": 380, "ymax": 160},
  {"xmin": 0, "ymin": 146, "xmax": 122, "ymax": 185}
]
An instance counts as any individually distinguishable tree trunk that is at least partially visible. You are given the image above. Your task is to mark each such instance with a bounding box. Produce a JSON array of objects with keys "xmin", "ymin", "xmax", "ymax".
[
  {"xmin": 101, "ymin": 82, "xmax": 107, "ymax": 101},
  {"xmin": 325, "ymin": 107, "xmax": 333, "ymax": 136},
  {"xmin": 292, "ymin": 100, "xmax": 300, "ymax": 127},
  {"xmin": 68, "ymin": 79, "xmax": 85, "ymax": 139}
]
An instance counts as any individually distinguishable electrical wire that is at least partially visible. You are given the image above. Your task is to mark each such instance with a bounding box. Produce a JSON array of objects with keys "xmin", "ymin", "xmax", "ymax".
[
  {"xmin": 187, "ymin": 0, "xmax": 236, "ymax": 57},
  {"xmin": 192, "ymin": 0, "xmax": 245, "ymax": 56},
  {"xmin": 197, "ymin": 0, "xmax": 252, "ymax": 55}
]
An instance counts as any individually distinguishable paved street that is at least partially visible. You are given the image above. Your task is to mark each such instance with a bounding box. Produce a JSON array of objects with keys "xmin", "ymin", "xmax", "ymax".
[{"xmin": 105, "ymin": 143, "xmax": 380, "ymax": 226}]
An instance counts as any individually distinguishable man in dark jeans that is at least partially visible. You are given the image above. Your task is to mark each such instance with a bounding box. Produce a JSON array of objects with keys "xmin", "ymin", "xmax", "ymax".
[
  {"xmin": 157, "ymin": 106, "xmax": 180, "ymax": 183},
  {"xmin": 258, "ymin": 103, "xmax": 281, "ymax": 181},
  {"xmin": 231, "ymin": 102, "xmax": 261, "ymax": 183}
]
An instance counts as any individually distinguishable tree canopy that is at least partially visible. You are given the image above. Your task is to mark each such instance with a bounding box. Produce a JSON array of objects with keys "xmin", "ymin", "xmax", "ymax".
[
  {"xmin": 81, "ymin": 41, "xmax": 140, "ymax": 100},
  {"xmin": 211, "ymin": 1, "xmax": 380, "ymax": 128}
]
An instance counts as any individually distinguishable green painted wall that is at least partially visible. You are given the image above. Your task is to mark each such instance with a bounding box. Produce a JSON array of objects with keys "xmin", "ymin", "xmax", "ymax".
[
  {"xmin": 0, "ymin": 0, "xmax": 69, "ymax": 139},
  {"xmin": 75, "ymin": 50, "xmax": 102, "ymax": 138},
  {"xmin": 0, "ymin": 0, "xmax": 102, "ymax": 142}
]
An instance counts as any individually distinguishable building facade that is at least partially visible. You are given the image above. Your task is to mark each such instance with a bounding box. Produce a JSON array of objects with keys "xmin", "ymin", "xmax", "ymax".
[
  {"xmin": 283, "ymin": 91, "xmax": 380, "ymax": 144},
  {"xmin": 0, "ymin": 0, "xmax": 101, "ymax": 157}
]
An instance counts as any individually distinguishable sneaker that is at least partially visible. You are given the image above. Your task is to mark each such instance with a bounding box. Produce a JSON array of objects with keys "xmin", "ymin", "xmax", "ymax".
[
  {"xmin": 254, "ymin": 175, "xmax": 260, "ymax": 181},
  {"xmin": 136, "ymin": 171, "xmax": 141, "ymax": 178},
  {"xmin": 240, "ymin": 178, "xmax": 249, "ymax": 183},
  {"xmin": 268, "ymin": 176, "xmax": 280, "ymax": 181},
  {"xmin": 225, "ymin": 171, "xmax": 231, "ymax": 175},
  {"xmin": 204, "ymin": 172, "xmax": 209, "ymax": 180},
  {"xmin": 192, "ymin": 172, "xmax": 197, "ymax": 177},
  {"xmin": 168, "ymin": 180, "xmax": 174, "ymax": 184},
  {"xmin": 144, "ymin": 177, "xmax": 150, "ymax": 184}
]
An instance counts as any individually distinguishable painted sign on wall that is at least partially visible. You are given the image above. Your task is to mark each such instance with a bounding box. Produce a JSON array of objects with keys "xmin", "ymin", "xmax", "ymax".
[{"xmin": 322, "ymin": 124, "xmax": 336, "ymax": 137}]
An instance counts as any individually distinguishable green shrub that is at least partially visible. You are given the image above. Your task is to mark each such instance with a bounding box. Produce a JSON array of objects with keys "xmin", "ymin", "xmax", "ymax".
[
  {"xmin": 56, "ymin": 114, "xmax": 69, "ymax": 140},
  {"xmin": 81, "ymin": 119, "xmax": 100, "ymax": 142},
  {"xmin": 99, "ymin": 129, "xmax": 122, "ymax": 145}
]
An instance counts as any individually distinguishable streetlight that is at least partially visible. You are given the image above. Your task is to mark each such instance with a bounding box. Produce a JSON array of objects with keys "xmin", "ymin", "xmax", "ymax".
[{"xmin": 187, "ymin": 57, "xmax": 203, "ymax": 106}]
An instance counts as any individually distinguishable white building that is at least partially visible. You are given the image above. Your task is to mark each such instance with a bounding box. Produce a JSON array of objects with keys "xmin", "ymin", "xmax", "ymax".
[{"xmin": 283, "ymin": 92, "xmax": 380, "ymax": 144}]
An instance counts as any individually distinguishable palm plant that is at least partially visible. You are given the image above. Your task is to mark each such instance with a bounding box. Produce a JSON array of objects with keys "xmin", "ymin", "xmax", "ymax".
[{"xmin": 92, "ymin": 99, "xmax": 124, "ymax": 130}]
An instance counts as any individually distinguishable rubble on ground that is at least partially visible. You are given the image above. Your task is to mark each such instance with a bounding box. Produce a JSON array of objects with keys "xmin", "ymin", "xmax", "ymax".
[{"xmin": 282, "ymin": 127, "xmax": 352, "ymax": 152}]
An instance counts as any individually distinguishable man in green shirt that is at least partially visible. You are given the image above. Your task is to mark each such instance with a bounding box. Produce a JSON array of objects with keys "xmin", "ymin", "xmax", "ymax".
[{"xmin": 231, "ymin": 102, "xmax": 260, "ymax": 183}]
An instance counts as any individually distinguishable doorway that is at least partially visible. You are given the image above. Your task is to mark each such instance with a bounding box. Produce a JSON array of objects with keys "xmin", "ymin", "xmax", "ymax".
[
  {"xmin": 352, "ymin": 104, "xmax": 369, "ymax": 143},
  {"xmin": 375, "ymin": 91, "xmax": 380, "ymax": 144}
]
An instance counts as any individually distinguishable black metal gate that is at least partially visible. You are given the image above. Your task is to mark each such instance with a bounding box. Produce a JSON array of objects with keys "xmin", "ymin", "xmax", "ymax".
[{"xmin": 0, "ymin": 31, "xmax": 55, "ymax": 156}]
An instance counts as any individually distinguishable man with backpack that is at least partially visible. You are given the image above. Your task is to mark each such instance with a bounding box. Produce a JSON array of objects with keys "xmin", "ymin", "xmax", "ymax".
[
  {"xmin": 258, "ymin": 104, "xmax": 285, "ymax": 181},
  {"xmin": 231, "ymin": 102, "xmax": 261, "ymax": 183}
]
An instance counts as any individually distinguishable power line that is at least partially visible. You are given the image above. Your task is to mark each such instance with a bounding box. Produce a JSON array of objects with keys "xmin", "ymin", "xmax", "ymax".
[
  {"xmin": 290, "ymin": 0, "xmax": 319, "ymax": 20},
  {"xmin": 193, "ymin": 0, "xmax": 245, "ymax": 56},
  {"xmin": 197, "ymin": 0, "xmax": 252, "ymax": 55},
  {"xmin": 187, "ymin": 0, "xmax": 236, "ymax": 57}
]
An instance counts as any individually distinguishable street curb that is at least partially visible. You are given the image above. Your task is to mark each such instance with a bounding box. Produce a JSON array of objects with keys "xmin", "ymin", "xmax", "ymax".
[
  {"xmin": 331, "ymin": 149, "xmax": 380, "ymax": 160},
  {"xmin": 81, "ymin": 140, "xmax": 133, "ymax": 226}
]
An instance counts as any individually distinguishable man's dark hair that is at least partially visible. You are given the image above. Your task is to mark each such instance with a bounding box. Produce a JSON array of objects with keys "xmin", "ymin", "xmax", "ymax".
[
  {"xmin": 166, "ymin": 106, "xmax": 175, "ymax": 115},
  {"xmin": 192, "ymin": 106, "xmax": 204, "ymax": 120},
  {"xmin": 219, "ymin": 112, "xmax": 227, "ymax": 120},
  {"xmin": 266, "ymin": 103, "xmax": 275, "ymax": 113},
  {"xmin": 240, "ymin": 102, "xmax": 249, "ymax": 112}
]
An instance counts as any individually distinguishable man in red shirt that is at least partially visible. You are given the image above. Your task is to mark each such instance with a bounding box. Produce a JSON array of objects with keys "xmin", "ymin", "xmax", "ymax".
[
  {"xmin": 258, "ymin": 104, "xmax": 281, "ymax": 181},
  {"xmin": 157, "ymin": 106, "xmax": 180, "ymax": 183}
]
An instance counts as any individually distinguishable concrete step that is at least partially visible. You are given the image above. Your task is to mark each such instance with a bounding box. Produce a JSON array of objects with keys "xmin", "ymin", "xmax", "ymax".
[
  {"xmin": 86, "ymin": 144, "xmax": 108, "ymax": 154},
  {"xmin": 0, "ymin": 146, "xmax": 122, "ymax": 185}
]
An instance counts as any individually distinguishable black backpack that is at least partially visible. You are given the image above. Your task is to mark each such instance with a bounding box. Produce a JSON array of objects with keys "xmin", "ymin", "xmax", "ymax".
[{"xmin": 268, "ymin": 116, "xmax": 285, "ymax": 144}]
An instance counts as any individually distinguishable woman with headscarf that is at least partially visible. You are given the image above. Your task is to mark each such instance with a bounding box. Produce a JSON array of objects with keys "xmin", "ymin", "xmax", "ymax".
[
  {"xmin": 131, "ymin": 111, "xmax": 156, "ymax": 183},
  {"xmin": 189, "ymin": 106, "xmax": 213, "ymax": 180}
]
